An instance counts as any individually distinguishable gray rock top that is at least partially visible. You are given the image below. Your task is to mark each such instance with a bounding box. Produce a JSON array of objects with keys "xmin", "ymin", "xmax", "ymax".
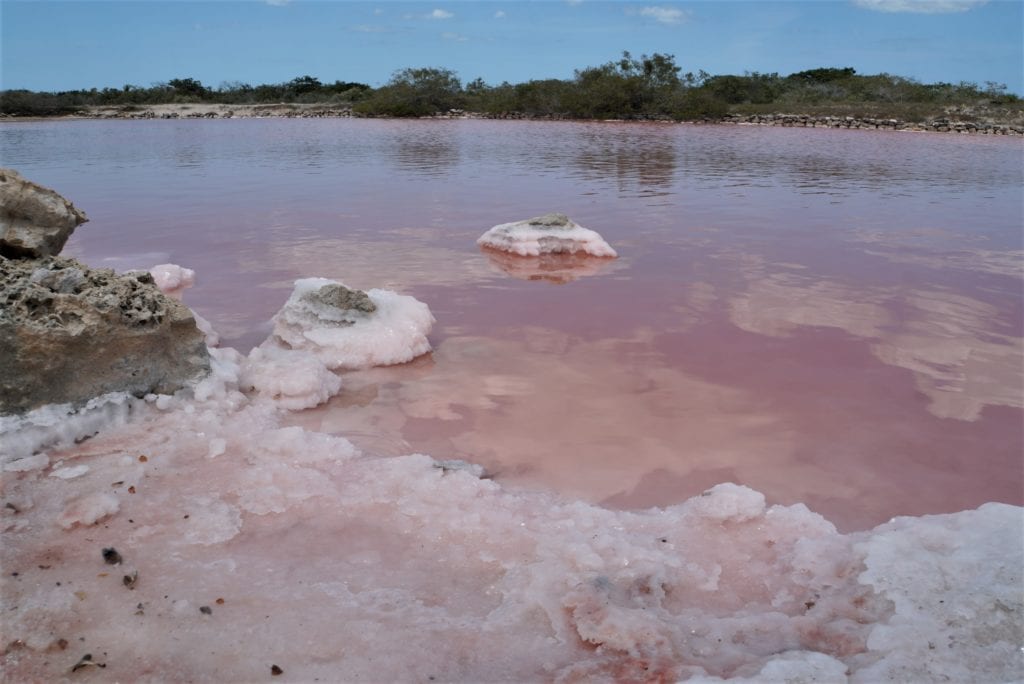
[
  {"xmin": 1, "ymin": 256, "xmax": 170, "ymax": 331},
  {"xmin": 0, "ymin": 168, "xmax": 89, "ymax": 259},
  {"xmin": 526, "ymin": 213, "xmax": 573, "ymax": 229},
  {"xmin": 303, "ymin": 282, "xmax": 377, "ymax": 314}
]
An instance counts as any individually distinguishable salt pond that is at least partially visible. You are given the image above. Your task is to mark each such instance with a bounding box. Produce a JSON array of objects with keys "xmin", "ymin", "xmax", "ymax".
[{"xmin": 1, "ymin": 119, "xmax": 1021, "ymax": 680}]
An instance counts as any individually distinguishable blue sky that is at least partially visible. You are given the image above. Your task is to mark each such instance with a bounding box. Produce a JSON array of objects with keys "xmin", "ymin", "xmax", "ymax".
[{"xmin": 2, "ymin": 0, "xmax": 1022, "ymax": 93}]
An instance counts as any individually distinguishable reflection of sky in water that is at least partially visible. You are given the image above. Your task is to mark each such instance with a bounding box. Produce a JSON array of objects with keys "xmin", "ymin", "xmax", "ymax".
[{"xmin": 3, "ymin": 118, "xmax": 1021, "ymax": 529}]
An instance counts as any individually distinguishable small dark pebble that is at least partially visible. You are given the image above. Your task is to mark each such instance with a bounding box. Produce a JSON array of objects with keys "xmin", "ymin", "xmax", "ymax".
[
  {"xmin": 5, "ymin": 502, "xmax": 19, "ymax": 513},
  {"xmin": 199, "ymin": 606, "xmax": 212, "ymax": 615},
  {"xmin": 57, "ymin": 639, "xmax": 68, "ymax": 650},
  {"xmin": 805, "ymin": 600, "xmax": 816, "ymax": 610},
  {"xmin": 271, "ymin": 665, "xmax": 283, "ymax": 676},
  {"xmin": 71, "ymin": 653, "xmax": 106, "ymax": 673},
  {"xmin": 39, "ymin": 565, "xmax": 51, "ymax": 569},
  {"xmin": 102, "ymin": 548, "xmax": 122, "ymax": 565},
  {"xmin": 11, "ymin": 572, "xmax": 18, "ymax": 577},
  {"xmin": 183, "ymin": 514, "xmax": 190, "ymax": 519},
  {"xmin": 111, "ymin": 481, "xmax": 124, "ymax": 487},
  {"xmin": 658, "ymin": 538, "xmax": 668, "ymax": 543},
  {"xmin": 123, "ymin": 572, "xmax": 138, "ymax": 589}
]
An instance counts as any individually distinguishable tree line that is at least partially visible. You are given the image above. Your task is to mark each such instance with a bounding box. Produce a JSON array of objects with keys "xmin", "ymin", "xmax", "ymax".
[{"xmin": 2, "ymin": 53, "xmax": 1019, "ymax": 122}]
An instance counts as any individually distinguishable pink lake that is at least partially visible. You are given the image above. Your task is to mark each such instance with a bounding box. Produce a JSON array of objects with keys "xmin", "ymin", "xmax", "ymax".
[{"xmin": 3, "ymin": 118, "xmax": 1022, "ymax": 531}]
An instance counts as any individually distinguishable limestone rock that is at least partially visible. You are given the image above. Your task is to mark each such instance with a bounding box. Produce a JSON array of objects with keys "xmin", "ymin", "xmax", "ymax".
[
  {"xmin": 0, "ymin": 256, "xmax": 210, "ymax": 414},
  {"xmin": 0, "ymin": 168, "xmax": 88, "ymax": 258},
  {"xmin": 526, "ymin": 212, "xmax": 573, "ymax": 229},
  {"xmin": 303, "ymin": 282, "xmax": 376, "ymax": 314}
]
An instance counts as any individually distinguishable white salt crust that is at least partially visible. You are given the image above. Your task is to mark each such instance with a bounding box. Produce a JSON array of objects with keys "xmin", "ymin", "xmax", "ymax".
[
  {"xmin": 268, "ymin": 277, "xmax": 434, "ymax": 370},
  {"xmin": 478, "ymin": 217, "xmax": 618, "ymax": 258},
  {"xmin": 1, "ymin": 384, "xmax": 1020, "ymax": 682},
  {"xmin": 1, "ymin": 270, "xmax": 1021, "ymax": 682},
  {"xmin": 241, "ymin": 346, "xmax": 342, "ymax": 410}
]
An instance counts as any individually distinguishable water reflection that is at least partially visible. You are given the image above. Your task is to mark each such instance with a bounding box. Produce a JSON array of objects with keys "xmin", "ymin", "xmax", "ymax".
[
  {"xmin": 728, "ymin": 267, "xmax": 1024, "ymax": 421},
  {"xmin": 571, "ymin": 124, "xmax": 677, "ymax": 195},
  {"xmin": 481, "ymin": 247, "xmax": 620, "ymax": 284},
  {"xmin": 388, "ymin": 122, "xmax": 459, "ymax": 177},
  {"xmin": 3, "ymin": 118, "xmax": 1021, "ymax": 529}
]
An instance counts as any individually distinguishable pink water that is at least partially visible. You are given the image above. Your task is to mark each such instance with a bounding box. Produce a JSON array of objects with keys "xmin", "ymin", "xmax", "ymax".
[{"xmin": 3, "ymin": 118, "xmax": 1021, "ymax": 531}]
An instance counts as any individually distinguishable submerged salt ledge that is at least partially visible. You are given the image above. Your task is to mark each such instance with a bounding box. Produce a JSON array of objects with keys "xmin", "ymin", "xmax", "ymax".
[
  {"xmin": 478, "ymin": 213, "xmax": 618, "ymax": 258},
  {"xmin": 2, "ymin": 270, "xmax": 1022, "ymax": 682}
]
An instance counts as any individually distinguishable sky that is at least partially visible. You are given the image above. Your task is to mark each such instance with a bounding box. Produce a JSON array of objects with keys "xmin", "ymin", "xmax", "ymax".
[{"xmin": 1, "ymin": 0, "xmax": 1022, "ymax": 94}]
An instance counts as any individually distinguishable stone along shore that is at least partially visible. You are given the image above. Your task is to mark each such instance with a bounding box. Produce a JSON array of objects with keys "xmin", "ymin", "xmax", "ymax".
[{"xmin": 10, "ymin": 103, "xmax": 1023, "ymax": 135}]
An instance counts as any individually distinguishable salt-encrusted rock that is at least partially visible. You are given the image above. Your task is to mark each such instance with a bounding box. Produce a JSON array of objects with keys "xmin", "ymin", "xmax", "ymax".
[
  {"xmin": 477, "ymin": 213, "xmax": 617, "ymax": 258},
  {"xmin": 267, "ymin": 278, "xmax": 434, "ymax": 370},
  {"xmin": 0, "ymin": 168, "xmax": 88, "ymax": 259},
  {"xmin": 0, "ymin": 256, "xmax": 210, "ymax": 414}
]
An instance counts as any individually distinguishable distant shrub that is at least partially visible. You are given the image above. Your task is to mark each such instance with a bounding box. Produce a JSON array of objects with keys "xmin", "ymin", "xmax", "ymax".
[{"xmin": 355, "ymin": 67, "xmax": 464, "ymax": 117}]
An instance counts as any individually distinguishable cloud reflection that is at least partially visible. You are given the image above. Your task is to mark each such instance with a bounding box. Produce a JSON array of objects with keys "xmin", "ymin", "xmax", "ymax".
[{"xmin": 729, "ymin": 269, "xmax": 1023, "ymax": 420}]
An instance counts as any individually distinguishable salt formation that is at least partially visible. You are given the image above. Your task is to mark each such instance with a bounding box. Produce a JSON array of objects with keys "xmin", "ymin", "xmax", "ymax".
[
  {"xmin": 1, "ymin": 387, "xmax": 1020, "ymax": 681},
  {"xmin": 0, "ymin": 167, "xmax": 88, "ymax": 258},
  {"xmin": 148, "ymin": 263, "xmax": 195, "ymax": 300},
  {"xmin": 266, "ymin": 277, "xmax": 434, "ymax": 370},
  {"xmin": 240, "ymin": 346, "xmax": 342, "ymax": 410},
  {"xmin": 148, "ymin": 263, "xmax": 218, "ymax": 346},
  {"xmin": 478, "ymin": 212, "xmax": 618, "ymax": 258}
]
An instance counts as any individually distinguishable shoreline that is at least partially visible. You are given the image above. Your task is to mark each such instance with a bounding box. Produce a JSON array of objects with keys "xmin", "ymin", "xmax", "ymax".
[{"xmin": 3, "ymin": 102, "xmax": 1022, "ymax": 135}]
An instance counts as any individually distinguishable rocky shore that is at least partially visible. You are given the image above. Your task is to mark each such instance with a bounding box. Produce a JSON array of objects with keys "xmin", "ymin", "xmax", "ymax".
[
  {"xmin": 5, "ymin": 103, "xmax": 1022, "ymax": 135},
  {"xmin": 719, "ymin": 112, "xmax": 1024, "ymax": 135},
  {"xmin": 0, "ymin": 169, "xmax": 209, "ymax": 414}
]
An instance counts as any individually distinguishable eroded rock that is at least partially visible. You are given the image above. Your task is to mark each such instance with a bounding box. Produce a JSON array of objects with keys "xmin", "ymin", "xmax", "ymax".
[
  {"xmin": 302, "ymin": 282, "xmax": 376, "ymax": 314},
  {"xmin": 0, "ymin": 168, "xmax": 88, "ymax": 259},
  {"xmin": 527, "ymin": 212, "xmax": 573, "ymax": 229},
  {"xmin": 0, "ymin": 256, "xmax": 210, "ymax": 414}
]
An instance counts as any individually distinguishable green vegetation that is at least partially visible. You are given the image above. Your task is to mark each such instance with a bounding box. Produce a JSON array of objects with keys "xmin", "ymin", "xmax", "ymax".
[{"xmin": 2, "ymin": 54, "xmax": 1020, "ymax": 122}]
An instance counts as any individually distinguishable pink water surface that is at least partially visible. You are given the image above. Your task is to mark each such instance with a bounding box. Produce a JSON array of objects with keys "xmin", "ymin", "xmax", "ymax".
[{"xmin": 3, "ymin": 118, "xmax": 1022, "ymax": 530}]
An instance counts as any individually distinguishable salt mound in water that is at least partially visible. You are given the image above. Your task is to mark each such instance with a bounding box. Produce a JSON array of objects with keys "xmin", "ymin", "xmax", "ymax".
[
  {"xmin": 478, "ymin": 213, "xmax": 618, "ymax": 258},
  {"xmin": 267, "ymin": 278, "xmax": 434, "ymax": 370},
  {"xmin": 241, "ymin": 346, "xmax": 342, "ymax": 410}
]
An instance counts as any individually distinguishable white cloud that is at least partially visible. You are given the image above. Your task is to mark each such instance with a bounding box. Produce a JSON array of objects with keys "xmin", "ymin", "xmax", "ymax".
[
  {"xmin": 264, "ymin": 0, "xmax": 290, "ymax": 6},
  {"xmin": 373, "ymin": 8, "xmax": 383, "ymax": 15},
  {"xmin": 441, "ymin": 31, "xmax": 468, "ymax": 42},
  {"xmin": 638, "ymin": 6, "xmax": 689, "ymax": 24},
  {"xmin": 352, "ymin": 24, "xmax": 389, "ymax": 33},
  {"xmin": 404, "ymin": 8, "xmax": 455, "ymax": 20},
  {"xmin": 852, "ymin": 0, "xmax": 987, "ymax": 13},
  {"xmin": 494, "ymin": 10, "xmax": 506, "ymax": 19},
  {"xmin": 566, "ymin": 0, "xmax": 584, "ymax": 5}
]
